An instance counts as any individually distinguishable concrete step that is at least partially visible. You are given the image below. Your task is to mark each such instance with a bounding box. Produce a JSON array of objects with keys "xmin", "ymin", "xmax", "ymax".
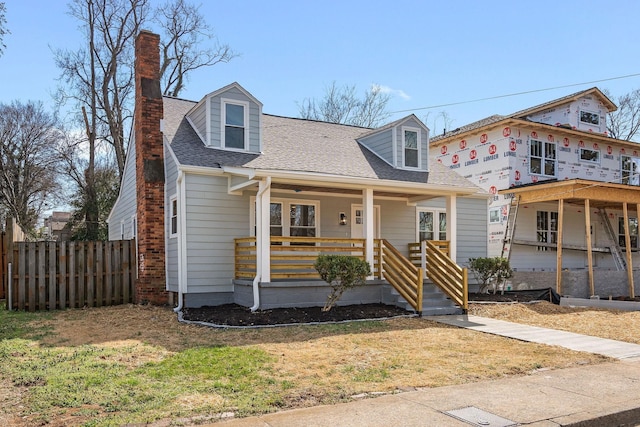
[
  {"xmin": 421, "ymin": 306, "xmax": 464, "ymax": 316},
  {"xmin": 384, "ymin": 283, "xmax": 465, "ymax": 316}
]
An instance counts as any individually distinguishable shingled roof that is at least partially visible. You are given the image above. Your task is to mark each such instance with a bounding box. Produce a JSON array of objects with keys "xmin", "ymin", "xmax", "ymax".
[
  {"xmin": 430, "ymin": 87, "xmax": 617, "ymax": 144},
  {"xmin": 163, "ymin": 96, "xmax": 479, "ymax": 190}
]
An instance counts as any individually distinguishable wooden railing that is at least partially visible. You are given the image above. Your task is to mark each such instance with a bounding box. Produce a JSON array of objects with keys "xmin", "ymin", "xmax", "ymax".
[
  {"xmin": 234, "ymin": 237, "xmax": 366, "ymax": 280},
  {"xmin": 408, "ymin": 240, "xmax": 450, "ymax": 266},
  {"xmin": 378, "ymin": 239, "xmax": 423, "ymax": 312},
  {"xmin": 425, "ymin": 240, "xmax": 468, "ymax": 311}
]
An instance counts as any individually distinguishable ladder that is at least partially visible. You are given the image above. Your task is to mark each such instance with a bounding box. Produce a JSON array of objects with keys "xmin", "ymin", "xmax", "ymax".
[
  {"xmin": 597, "ymin": 208, "xmax": 626, "ymax": 271},
  {"xmin": 501, "ymin": 195, "xmax": 520, "ymax": 261}
]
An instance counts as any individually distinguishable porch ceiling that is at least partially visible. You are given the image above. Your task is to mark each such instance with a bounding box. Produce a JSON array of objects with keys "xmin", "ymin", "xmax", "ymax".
[
  {"xmin": 501, "ymin": 179, "xmax": 640, "ymax": 209},
  {"xmin": 271, "ymin": 182, "xmax": 439, "ymax": 200}
]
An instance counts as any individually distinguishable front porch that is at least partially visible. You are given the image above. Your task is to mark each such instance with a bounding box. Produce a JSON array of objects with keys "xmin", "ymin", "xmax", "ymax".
[
  {"xmin": 503, "ymin": 179, "xmax": 640, "ymax": 298},
  {"xmin": 234, "ymin": 236, "xmax": 468, "ymax": 313}
]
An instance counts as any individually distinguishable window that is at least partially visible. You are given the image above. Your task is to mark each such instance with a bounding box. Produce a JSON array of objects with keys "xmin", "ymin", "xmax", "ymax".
[
  {"xmin": 290, "ymin": 203, "xmax": 316, "ymax": 238},
  {"xmin": 270, "ymin": 202, "xmax": 283, "ymax": 237},
  {"xmin": 529, "ymin": 139, "xmax": 556, "ymax": 176},
  {"xmin": 223, "ymin": 100, "xmax": 248, "ymax": 149},
  {"xmin": 489, "ymin": 208, "xmax": 501, "ymax": 224},
  {"xmin": 536, "ymin": 211, "xmax": 558, "ymax": 251},
  {"xmin": 579, "ymin": 148, "xmax": 600, "ymax": 163},
  {"xmin": 403, "ymin": 128, "xmax": 419, "ymax": 168},
  {"xmin": 579, "ymin": 110, "xmax": 600, "ymax": 126},
  {"xmin": 618, "ymin": 217, "xmax": 638, "ymax": 250},
  {"xmin": 252, "ymin": 198, "xmax": 319, "ymax": 243},
  {"xmin": 170, "ymin": 196, "xmax": 178, "ymax": 237},
  {"xmin": 621, "ymin": 156, "xmax": 640, "ymax": 186},
  {"xmin": 417, "ymin": 209, "xmax": 446, "ymax": 241}
]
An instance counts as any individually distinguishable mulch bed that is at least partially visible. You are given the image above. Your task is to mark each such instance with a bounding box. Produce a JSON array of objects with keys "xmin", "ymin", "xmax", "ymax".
[
  {"xmin": 182, "ymin": 303, "xmax": 413, "ymax": 327},
  {"xmin": 180, "ymin": 288, "xmax": 565, "ymax": 327}
]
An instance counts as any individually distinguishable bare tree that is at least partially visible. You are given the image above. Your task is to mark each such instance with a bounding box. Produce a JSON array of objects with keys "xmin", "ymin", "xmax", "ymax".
[
  {"xmin": 0, "ymin": 101, "xmax": 62, "ymax": 233},
  {"xmin": 606, "ymin": 88, "xmax": 640, "ymax": 142},
  {"xmin": 155, "ymin": 0, "xmax": 237, "ymax": 97},
  {"xmin": 298, "ymin": 82, "xmax": 391, "ymax": 128},
  {"xmin": 0, "ymin": 2, "xmax": 9, "ymax": 56},
  {"xmin": 54, "ymin": 0, "xmax": 235, "ymax": 239},
  {"xmin": 424, "ymin": 110, "xmax": 455, "ymax": 137}
]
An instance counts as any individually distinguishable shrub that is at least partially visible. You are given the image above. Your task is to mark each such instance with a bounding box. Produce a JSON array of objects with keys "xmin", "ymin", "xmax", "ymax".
[
  {"xmin": 314, "ymin": 255, "xmax": 371, "ymax": 312},
  {"xmin": 468, "ymin": 257, "xmax": 513, "ymax": 294}
]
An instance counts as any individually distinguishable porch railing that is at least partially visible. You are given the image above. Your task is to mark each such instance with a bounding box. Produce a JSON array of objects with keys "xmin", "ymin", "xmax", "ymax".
[
  {"xmin": 234, "ymin": 237, "xmax": 366, "ymax": 280},
  {"xmin": 424, "ymin": 240, "xmax": 468, "ymax": 311},
  {"xmin": 377, "ymin": 239, "xmax": 423, "ymax": 312},
  {"xmin": 408, "ymin": 240, "xmax": 449, "ymax": 265}
]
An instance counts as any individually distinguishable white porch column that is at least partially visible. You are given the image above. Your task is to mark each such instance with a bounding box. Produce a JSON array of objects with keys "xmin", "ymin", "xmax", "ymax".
[
  {"xmin": 446, "ymin": 195, "xmax": 457, "ymax": 262},
  {"xmin": 363, "ymin": 188, "xmax": 375, "ymax": 277},
  {"xmin": 256, "ymin": 178, "xmax": 271, "ymax": 282}
]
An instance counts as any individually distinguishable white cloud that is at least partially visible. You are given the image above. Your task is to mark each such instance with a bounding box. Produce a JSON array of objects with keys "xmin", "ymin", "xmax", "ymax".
[{"xmin": 373, "ymin": 84, "xmax": 411, "ymax": 101}]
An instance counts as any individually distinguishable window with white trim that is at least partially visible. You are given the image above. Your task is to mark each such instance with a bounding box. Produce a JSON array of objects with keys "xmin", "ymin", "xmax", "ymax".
[
  {"xmin": 222, "ymin": 99, "xmax": 248, "ymax": 149},
  {"xmin": 417, "ymin": 209, "xmax": 446, "ymax": 241},
  {"xmin": 252, "ymin": 198, "xmax": 319, "ymax": 243},
  {"xmin": 489, "ymin": 208, "xmax": 501, "ymax": 224},
  {"xmin": 170, "ymin": 196, "xmax": 178, "ymax": 237},
  {"xmin": 621, "ymin": 155, "xmax": 640, "ymax": 186},
  {"xmin": 618, "ymin": 217, "xmax": 638, "ymax": 250},
  {"xmin": 579, "ymin": 148, "xmax": 600, "ymax": 164},
  {"xmin": 529, "ymin": 139, "xmax": 556, "ymax": 176},
  {"xmin": 403, "ymin": 128, "xmax": 420, "ymax": 168},
  {"xmin": 536, "ymin": 211, "xmax": 557, "ymax": 251},
  {"xmin": 579, "ymin": 110, "xmax": 600, "ymax": 126}
]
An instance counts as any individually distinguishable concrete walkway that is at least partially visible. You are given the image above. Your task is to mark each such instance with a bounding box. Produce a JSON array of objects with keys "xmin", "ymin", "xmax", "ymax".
[
  {"xmin": 211, "ymin": 316, "xmax": 640, "ymax": 427},
  {"xmin": 431, "ymin": 314, "xmax": 640, "ymax": 360}
]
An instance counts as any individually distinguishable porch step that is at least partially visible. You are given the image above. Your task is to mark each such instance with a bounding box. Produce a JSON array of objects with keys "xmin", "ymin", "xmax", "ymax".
[{"xmin": 385, "ymin": 282, "xmax": 464, "ymax": 316}]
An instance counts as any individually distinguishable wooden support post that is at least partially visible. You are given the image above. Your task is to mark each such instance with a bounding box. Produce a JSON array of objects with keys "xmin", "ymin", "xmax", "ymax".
[
  {"xmin": 584, "ymin": 199, "xmax": 594, "ymax": 296},
  {"xmin": 556, "ymin": 199, "xmax": 564, "ymax": 295},
  {"xmin": 623, "ymin": 203, "xmax": 634, "ymax": 298}
]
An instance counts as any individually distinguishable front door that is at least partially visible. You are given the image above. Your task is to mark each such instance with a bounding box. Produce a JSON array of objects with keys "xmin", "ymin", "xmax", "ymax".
[{"xmin": 351, "ymin": 204, "xmax": 380, "ymax": 239}]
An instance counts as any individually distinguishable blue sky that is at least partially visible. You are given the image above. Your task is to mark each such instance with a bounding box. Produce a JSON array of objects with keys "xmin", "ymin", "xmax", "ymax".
[{"xmin": 1, "ymin": 0, "xmax": 640, "ymax": 135}]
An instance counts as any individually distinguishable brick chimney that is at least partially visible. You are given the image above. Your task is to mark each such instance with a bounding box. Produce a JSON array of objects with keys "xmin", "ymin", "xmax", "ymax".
[{"xmin": 134, "ymin": 30, "xmax": 167, "ymax": 305}]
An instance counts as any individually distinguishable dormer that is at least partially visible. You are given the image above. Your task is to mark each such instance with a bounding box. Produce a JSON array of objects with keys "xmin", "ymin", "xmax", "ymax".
[
  {"xmin": 358, "ymin": 114, "xmax": 430, "ymax": 172},
  {"xmin": 186, "ymin": 82, "xmax": 263, "ymax": 152},
  {"xmin": 511, "ymin": 87, "xmax": 617, "ymax": 136}
]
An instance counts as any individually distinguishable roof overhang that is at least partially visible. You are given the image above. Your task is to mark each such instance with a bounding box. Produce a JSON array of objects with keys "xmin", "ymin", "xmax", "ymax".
[
  {"xmin": 500, "ymin": 179, "xmax": 640, "ymax": 208},
  {"xmin": 431, "ymin": 117, "xmax": 637, "ymax": 150},
  {"xmin": 190, "ymin": 165, "xmax": 488, "ymax": 200}
]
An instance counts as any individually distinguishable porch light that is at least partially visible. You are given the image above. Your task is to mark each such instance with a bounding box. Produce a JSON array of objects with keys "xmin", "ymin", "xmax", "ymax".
[{"xmin": 339, "ymin": 212, "xmax": 347, "ymax": 226}]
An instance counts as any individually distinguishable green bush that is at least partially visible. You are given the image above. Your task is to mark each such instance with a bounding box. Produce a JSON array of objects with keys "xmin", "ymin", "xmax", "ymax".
[
  {"xmin": 314, "ymin": 255, "xmax": 371, "ymax": 312},
  {"xmin": 468, "ymin": 257, "xmax": 513, "ymax": 294}
]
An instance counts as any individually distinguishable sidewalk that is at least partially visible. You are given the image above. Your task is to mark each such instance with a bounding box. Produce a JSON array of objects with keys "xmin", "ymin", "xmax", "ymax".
[{"xmin": 212, "ymin": 315, "xmax": 640, "ymax": 427}]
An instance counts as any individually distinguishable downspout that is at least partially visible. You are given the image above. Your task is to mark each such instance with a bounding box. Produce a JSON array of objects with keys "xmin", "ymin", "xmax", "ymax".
[
  {"xmin": 173, "ymin": 170, "xmax": 185, "ymax": 313},
  {"xmin": 251, "ymin": 176, "xmax": 271, "ymax": 312}
]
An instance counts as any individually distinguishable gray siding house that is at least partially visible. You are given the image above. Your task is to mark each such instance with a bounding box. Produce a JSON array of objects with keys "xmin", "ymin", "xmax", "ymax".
[{"xmin": 109, "ymin": 31, "xmax": 489, "ymax": 312}]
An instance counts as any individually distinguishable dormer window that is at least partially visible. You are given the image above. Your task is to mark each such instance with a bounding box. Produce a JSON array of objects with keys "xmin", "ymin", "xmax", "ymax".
[
  {"xmin": 403, "ymin": 127, "xmax": 420, "ymax": 168},
  {"xmin": 222, "ymin": 99, "xmax": 249, "ymax": 149},
  {"xmin": 579, "ymin": 110, "xmax": 600, "ymax": 126}
]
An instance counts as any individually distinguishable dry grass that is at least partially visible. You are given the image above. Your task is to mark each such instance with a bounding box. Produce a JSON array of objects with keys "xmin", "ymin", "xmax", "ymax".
[
  {"xmin": 2, "ymin": 302, "xmax": 625, "ymax": 426},
  {"xmin": 38, "ymin": 305, "xmax": 607, "ymax": 398},
  {"xmin": 469, "ymin": 301, "xmax": 640, "ymax": 344}
]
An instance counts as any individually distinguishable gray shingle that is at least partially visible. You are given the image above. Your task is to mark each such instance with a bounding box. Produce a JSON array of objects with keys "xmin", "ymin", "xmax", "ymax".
[{"xmin": 162, "ymin": 97, "xmax": 479, "ymax": 190}]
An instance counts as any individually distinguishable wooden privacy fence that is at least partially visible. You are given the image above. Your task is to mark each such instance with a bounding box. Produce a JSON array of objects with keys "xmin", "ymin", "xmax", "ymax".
[{"xmin": 6, "ymin": 240, "xmax": 136, "ymax": 311}]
